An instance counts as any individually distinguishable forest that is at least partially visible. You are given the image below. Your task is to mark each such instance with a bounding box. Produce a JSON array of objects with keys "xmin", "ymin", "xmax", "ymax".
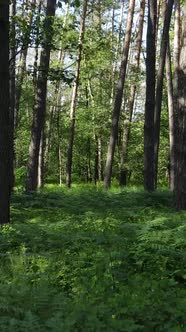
[{"xmin": 0, "ymin": 0, "xmax": 186, "ymax": 330}]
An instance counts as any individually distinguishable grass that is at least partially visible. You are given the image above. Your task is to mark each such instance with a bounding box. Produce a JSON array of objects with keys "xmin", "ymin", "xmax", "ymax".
[{"xmin": 0, "ymin": 185, "xmax": 186, "ymax": 331}]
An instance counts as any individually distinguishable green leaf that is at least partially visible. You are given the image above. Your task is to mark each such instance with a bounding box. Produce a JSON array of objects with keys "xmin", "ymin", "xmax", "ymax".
[{"xmin": 74, "ymin": 0, "xmax": 80, "ymax": 7}]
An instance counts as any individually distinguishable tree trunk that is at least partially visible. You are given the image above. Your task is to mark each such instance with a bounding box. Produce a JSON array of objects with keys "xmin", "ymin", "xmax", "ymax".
[
  {"xmin": 26, "ymin": 0, "xmax": 56, "ymax": 192},
  {"xmin": 119, "ymin": 0, "xmax": 145, "ymax": 187},
  {"xmin": 66, "ymin": 0, "xmax": 88, "ymax": 188},
  {"xmin": 86, "ymin": 139, "xmax": 92, "ymax": 183},
  {"xmin": 58, "ymin": 147, "xmax": 63, "ymax": 186},
  {"xmin": 166, "ymin": 39, "xmax": 175, "ymax": 191},
  {"xmin": 45, "ymin": 105, "xmax": 55, "ymax": 171},
  {"xmin": 119, "ymin": 85, "xmax": 135, "ymax": 186},
  {"xmin": 110, "ymin": 0, "xmax": 125, "ymax": 106},
  {"xmin": 48, "ymin": 3, "xmax": 69, "ymax": 181},
  {"xmin": 38, "ymin": 129, "xmax": 45, "ymax": 188},
  {"xmin": 9, "ymin": 0, "xmax": 16, "ymax": 191},
  {"xmin": 174, "ymin": 6, "xmax": 186, "ymax": 209},
  {"xmin": 155, "ymin": 0, "xmax": 161, "ymax": 48},
  {"xmin": 154, "ymin": 0, "xmax": 174, "ymax": 189},
  {"xmin": 104, "ymin": 0, "xmax": 135, "ymax": 189},
  {"xmin": 0, "ymin": 1, "xmax": 10, "ymax": 224},
  {"xmin": 174, "ymin": 0, "xmax": 181, "ymax": 76},
  {"xmin": 33, "ymin": 0, "xmax": 42, "ymax": 91},
  {"xmin": 144, "ymin": 0, "xmax": 157, "ymax": 192},
  {"xmin": 173, "ymin": 0, "xmax": 180, "ymax": 192},
  {"xmin": 94, "ymin": 136, "xmax": 103, "ymax": 183},
  {"xmin": 98, "ymin": 137, "xmax": 103, "ymax": 181},
  {"xmin": 94, "ymin": 136, "xmax": 99, "ymax": 184},
  {"xmin": 15, "ymin": 0, "xmax": 36, "ymax": 128},
  {"xmin": 45, "ymin": 49, "xmax": 66, "ymax": 174},
  {"xmin": 57, "ymin": 86, "xmax": 63, "ymax": 186}
]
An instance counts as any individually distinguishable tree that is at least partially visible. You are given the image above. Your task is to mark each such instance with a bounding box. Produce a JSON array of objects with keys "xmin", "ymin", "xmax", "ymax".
[
  {"xmin": 153, "ymin": 0, "xmax": 174, "ymax": 188},
  {"xmin": 119, "ymin": 0, "xmax": 145, "ymax": 187},
  {"xmin": 66, "ymin": 0, "xmax": 88, "ymax": 188},
  {"xmin": 26, "ymin": 0, "xmax": 56, "ymax": 192},
  {"xmin": 104, "ymin": 0, "xmax": 136, "ymax": 189},
  {"xmin": 15, "ymin": 0, "xmax": 36, "ymax": 128},
  {"xmin": 173, "ymin": 0, "xmax": 180, "ymax": 191},
  {"xmin": 9, "ymin": 0, "xmax": 16, "ymax": 190},
  {"xmin": 174, "ymin": 5, "xmax": 186, "ymax": 209},
  {"xmin": 0, "ymin": 1, "xmax": 10, "ymax": 224},
  {"xmin": 144, "ymin": 0, "xmax": 157, "ymax": 191},
  {"xmin": 166, "ymin": 39, "xmax": 174, "ymax": 191}
]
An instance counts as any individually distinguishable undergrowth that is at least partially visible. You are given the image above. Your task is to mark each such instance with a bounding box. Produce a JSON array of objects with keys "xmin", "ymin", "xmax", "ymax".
[{"xmin": 0, "ymin": 185, "xmax": 186, "ymax": 331}]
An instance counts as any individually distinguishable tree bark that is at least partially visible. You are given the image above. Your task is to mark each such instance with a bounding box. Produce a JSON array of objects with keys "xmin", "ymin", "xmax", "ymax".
[
  {"xmin": 38, "ymin": 129, "xmax": 45, "ymax": 188},
  {"xmin": 45, "ymin": 48, "xmax": 66, "ymax": 175},
  {"xmin": 66, "ymin": 0, "xmax": 88, "ymax": 188},
  {"xmin": 9, "ymin": 0, "xmax": 16, "ymax": 191},
  {"xmin": 166, "ymin": 39, "xmax": 175, "ymax": 191},
  {"xmin": 57, "ymin": 86, "xmax": 63, "ymax": 186},
  {"xmin": 46, "ymin": 3, "xmax": 69, "ymax": 181},
  {"xmin": 119, "ymin": 85, "xmax": 135, "ymax": 186},
  {"xmin": 144, "ymin": 0, "xmax": 157, "ymax": 192},
  {"xmin": 173, "ymin": 0, "xmax": 180, "ymax": 192},
  {"xmin": 86, "ymin": 138, "xmax": 92, "ymax": 182},
  {"xmin": 15, "ymin": 0, "xmax": 36, "ymax": 128},
  {"xmin": 174, "ymin": 5, "xmax": 186, "ymax": 209},
  {"xmin": 26, "ymin": 0, "xmax": 56, "ymax": 192},
  {"xmin": 154, "ymin": 0, "xmax": 174, "ymax": 189},
  {"xmin": 33, "ymin": 0, "xmax": 42, "ymax": 91},
  {"xmin": 155, "ymin": 0, "xmax": 161, "ymax": 48},
  {"xmin": 0, "ymin": 1, "xmax": 10, "ymax": 224},
  {"xmin": 119, "ymin": 0, "xmax": 145, "ymax": 187},
  {"xmin": 104, "ymin": 0, "xmax": 135, "ymax": 189},
  {"xmin": 110, "ymin": 0, "xmax": 125, "ymax": 106},
  {"xmin": 174, "ymin": 0, "xmax": 181, "ymax": 77}
]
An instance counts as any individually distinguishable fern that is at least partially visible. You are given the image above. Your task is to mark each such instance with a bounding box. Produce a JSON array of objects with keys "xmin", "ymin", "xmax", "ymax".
[{"xmin": 0, "ymin": 186, "xmax": 184, "ymax": 331}]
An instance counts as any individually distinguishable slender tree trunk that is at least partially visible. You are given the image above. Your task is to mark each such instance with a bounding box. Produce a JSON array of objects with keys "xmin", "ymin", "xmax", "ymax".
[
  {"xmin": 59, "ymin": 147, "xmax": 63, "ymax": 186},
  {"xmin": 174, "ymin": 6, "xmax": 186, "ymax": 209},
  {"xmin": 45, "ymin": 49, "xmax": 66, "ymax": 173},
  {"xmin": 37, "ymin": 25, "xmax": 48, "ymax": 195},
  {"xmin": 94, "ymin": 136, "xmax": 103, "ymax": 183},
  {"xmin": 66, "ymin": 0, "xmax": 88, "ymax": 188},
  {"xmin": 98, "ymin": 137, "xmax": 103, "ymax": 181},
  {"xmin": 0, "ymin": 1, "xmax": 10, "ymax": 224},
  {"xmin": 47, "ymin": 3, "xmax": 69, "ymax": 180},
  {"xmin": 166, "ymin": 39, "xmax": 175, "ymax": 191},
  {"xmin": 94, "ymin": 136, "xmax": 99, "ymax": 184},
  {"xmin": 174, "ymin": 0, "xmax": 181, "ymax": 75},
  {"xmin": 26, "ymin": 0, "xmax": 56, "ymax": 192},
  {"xmin": 45, "ymin": 105, "xmax": 54, "ymax": 170},
  {"xmin": 173, "ymin": 0, "xmax": 180, "ymax": 192},
  {"xmin": 119, "ymin": 85, "xmax": 135, "ymax": 186},
  {"xmin": 154, "ymin": 0, "xmax": 174, "ymax": 189},
  {"xmin": 86, "ymin": 138, "xmax": 92, "ymax": 182},
  {"xmin": 87, "ymin": 79, "xmax": 101, "ymax": 185},
  {"xmin": 144, "ymin": 0, "xmax": 157, "ymax": 191},
  {"xmin": 104, "ymin": 0, "xmax": 135, "ymax": 189},
  {"xmin": 110, "ymin": 0, "xmax": 125, "ymax": 106},
  {"xmin": 38, "ymin": 129, "xmax": 45, "ymax": 188},
  {"xmin": 119, "ymin": 0, "xmax": 145, "ymax": 186},
  {"xmin": 56, "ymin": 87, "xmax": 63, "ymax": 186},
  {"xmin": 33, "ymin": 0, "xmax": 42, "ymax": 91},
  {"xmin": 9, "ymin": 0, "xmax": 16, "ymax": 191},
  {"xmin": 15, "ymin": 0, "xmax": 36, "ymax": 128},
  {"xmin": 155, "ymin": 0, "xmax": 161, "ymax": 48}
]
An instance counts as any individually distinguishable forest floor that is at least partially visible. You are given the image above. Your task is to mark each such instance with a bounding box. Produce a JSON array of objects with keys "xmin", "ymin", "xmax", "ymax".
[{"xmin": 0, "ymin": 185, "xmax": 186, "ymax": 331}]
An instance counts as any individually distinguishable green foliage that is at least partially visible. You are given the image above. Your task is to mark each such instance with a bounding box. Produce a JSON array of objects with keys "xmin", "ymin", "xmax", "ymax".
[{"xmin": 0, "ymin": 187, "xmax": 185, "ymax": 331}]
